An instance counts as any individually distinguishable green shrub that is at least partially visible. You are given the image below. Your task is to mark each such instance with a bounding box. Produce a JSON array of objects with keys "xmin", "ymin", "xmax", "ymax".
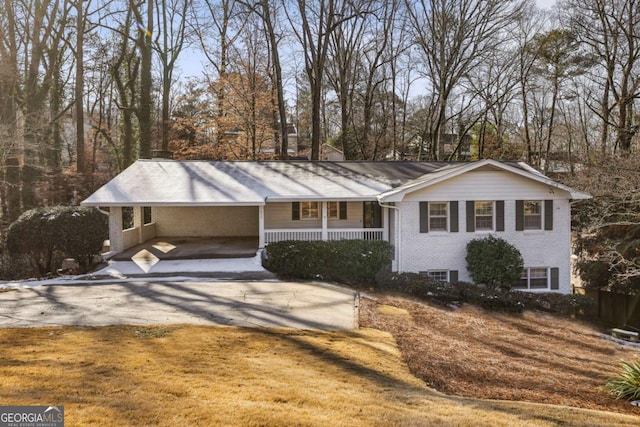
[
  {"xmin": 6, "ymin": 206, "xmax": 108, "ymax": 275},
  {"xmin": 518, "ymin": 292, "xmax": 597, "ymax": 318},
  {"xmin": 606, "ymin": 359, "xmax": 640, "ymax": 401},
  {"xmin": 263, "ymin": 239, "xmax": 393, "ymax": 284},
  {"xmin": 465, "ymin": 235, "xmax": 524, "ymax": 290},
  {"xmin": 374, "ymin": 271, "xmax": 594, "ymax": 315},
  {"xmin": 375, "ymin": 270, "xmax": 461, "ymax": 305}
]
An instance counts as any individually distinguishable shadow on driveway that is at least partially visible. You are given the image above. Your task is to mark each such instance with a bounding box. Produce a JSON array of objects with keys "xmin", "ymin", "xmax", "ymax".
[{"xmin": 0, "ymin": 280, "xmax": 358, "ymax": 330}]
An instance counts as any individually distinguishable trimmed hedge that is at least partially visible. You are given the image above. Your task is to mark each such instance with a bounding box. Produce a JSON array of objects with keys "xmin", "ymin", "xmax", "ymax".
[
  {"xmin": 263, "ymin": 239, "xmax": 393, "ymax": 284},
  {"xmin": 374, "ymin": 270, "xmax": 596, "ymax": 317},
  {"xmin": 6, "ymin": 206, "xmax": 108, "ymax": 275}
]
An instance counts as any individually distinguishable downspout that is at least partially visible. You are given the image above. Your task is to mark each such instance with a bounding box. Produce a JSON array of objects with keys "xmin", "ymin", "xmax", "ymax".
[{"xmin": 377, "ymin": 198, "xmax": 401, "ymax": 272}]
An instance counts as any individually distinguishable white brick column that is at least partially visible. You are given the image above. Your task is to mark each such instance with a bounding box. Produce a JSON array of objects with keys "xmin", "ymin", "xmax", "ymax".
[
  {"xmin": 109, "ymin": 207, "xmax": 124, "ymax": 253},
  {"xmin": 133, "ymin": 206, "xmax": 143, "ymax": 243}
]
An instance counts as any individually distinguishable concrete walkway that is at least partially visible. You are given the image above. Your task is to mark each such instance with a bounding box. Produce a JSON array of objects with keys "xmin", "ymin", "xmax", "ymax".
[
  {"xmin": 0, "ymin": 280, "xmax": 358, "ymax": 330},
  {"xmin": 85, "ymin": 252, "xmax": 276, "ymax": 280}
]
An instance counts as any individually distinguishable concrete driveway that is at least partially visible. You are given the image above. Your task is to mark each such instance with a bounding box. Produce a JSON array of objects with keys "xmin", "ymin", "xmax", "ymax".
[{"xmin": 0, "ymin": 280, "xmax": 358, "ymax": 330}]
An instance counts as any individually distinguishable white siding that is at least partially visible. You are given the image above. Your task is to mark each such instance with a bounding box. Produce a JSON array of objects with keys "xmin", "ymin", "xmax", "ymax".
[
  {"xmin": 403, "ymin": 170, "xmax": 571, "ymax": 202},
  {"xmin": 152, "ymin": 206, "xmax": 258, "ymax": 237},
  {"xmin": 265, "ymin": 202, "xmax": 364, "ymax": 229},
  {"xmin": 398, "ymin": 171, "xmax": 573, "ymax": 294}
]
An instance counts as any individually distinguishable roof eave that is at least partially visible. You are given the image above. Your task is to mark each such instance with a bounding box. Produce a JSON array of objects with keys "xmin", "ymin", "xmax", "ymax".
[
  {"xmin": 266, "ymin": 196, "xmax": 379, "ymax": 202},
  {"xmin": 80, "ymin": 201, "xmax": 266, "ymax": 207}
]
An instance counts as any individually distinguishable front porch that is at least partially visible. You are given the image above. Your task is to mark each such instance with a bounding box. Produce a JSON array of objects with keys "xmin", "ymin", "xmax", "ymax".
[{"xmin": 264, "ymin": 228, "xmax": 384, "ymax": 244}]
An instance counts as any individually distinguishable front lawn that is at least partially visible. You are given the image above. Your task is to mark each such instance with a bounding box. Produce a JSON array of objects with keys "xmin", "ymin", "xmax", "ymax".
[
  {"xmin": 360, "ymin": 294, "xmax": 640, "ymax": 416},
  {"xmin": 0, "ymin": 325, "xmax": 638, "ymax": 426}
]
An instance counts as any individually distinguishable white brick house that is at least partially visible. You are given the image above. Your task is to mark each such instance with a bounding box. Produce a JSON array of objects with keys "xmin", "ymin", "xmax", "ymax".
[{"xmin": 82, "ymin": 159, "xmax": 590, "ymax": 293}]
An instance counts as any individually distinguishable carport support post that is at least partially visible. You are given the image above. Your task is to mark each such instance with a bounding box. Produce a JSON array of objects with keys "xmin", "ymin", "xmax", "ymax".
[
  {"xmin": 109, "ymin": 207, "xmax": 124, "ymax": 253},
  {"xmin": 133, "ymin": 206, "xmax": 144, "ymax": 243},
  {"xmin": 258, "ymin": 205, "xmax": 265, "ymax": 248}
]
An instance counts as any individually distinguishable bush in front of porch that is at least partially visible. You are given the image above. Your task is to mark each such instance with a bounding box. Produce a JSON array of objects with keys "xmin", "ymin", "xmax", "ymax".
[{"xmin": 263, "ymin": 240, "xmax": 393, "ymax": 284}]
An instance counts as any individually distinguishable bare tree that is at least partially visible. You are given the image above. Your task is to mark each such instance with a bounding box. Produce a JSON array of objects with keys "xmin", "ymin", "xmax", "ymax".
[
  {"xmin": 74, "ymin": 0, "xmax": 88, "ymax": 174},
  {"xmin": 405, "ymin": 0, "xmax": 525, "ymax": 160},
  {"xmin": 285, "ymin": 0, "xmax": 365, "ymax": 160},
  {"xmin": 154, "ymin": 0, "xmax": 191, "ymax": 154},
  {"xmin": 130, "ymin": 0, "xmax": 154, "ymax": 158},
  {"xmin": 514, "ymin": 2, "xmax": 547, "ymax": 165},
  {"xmin": 249, "ymin": 0, "xmax": 289, "ymax": 158},
  {"xmin": 325, "ymin": 8, "xmax": 360, "ymax": 158},
  {"xmin": 561, "ymin": 0, "xmax": 640, "ymax": 156},
  {"xmin": 194, "ymin": 0, "xmax": 250, "ymax": 143},
  {"xmin": 529, "ymin": 29, "xmax": 592, "ymax": 173}
]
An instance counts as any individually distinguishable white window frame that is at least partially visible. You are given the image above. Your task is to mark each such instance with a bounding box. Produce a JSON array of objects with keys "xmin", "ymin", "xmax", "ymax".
[
  {"xmin": 300, "ymin": 201, "xmax": 319, "ymax": 220},
  {"xmin": 515, "ymin": 267, "xmax": 549, "ymax": 290},
  {"xmin": 524, "ymin": 200, "xmax": 542, "ymax": 230},
  {"xmin": 475, "ymin": 201, "xmax": 494, "ymax": 231},
  {"xmin": 420, "ymin": 270, "xmax": 450, "ymax": 283},
  {"xmin": 429, "ymin": 202, "xmax": 448, "ymax": 232},
  {"xmin": 327, "ymin": 201, "xmax": 339, "ymax": 219}
]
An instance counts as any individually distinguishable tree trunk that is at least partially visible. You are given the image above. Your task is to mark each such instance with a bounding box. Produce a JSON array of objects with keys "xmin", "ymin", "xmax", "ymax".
[
  {"xmin": 260, "ymin": 0, "xmax": 288, "ymax": 159},
  {"xmin": 76, "ymin": 0, "xmax": 86, "ymax": 174},
  {"xmin": 138, "ymin": 0, "xmax": 154, "ymax": 158}
]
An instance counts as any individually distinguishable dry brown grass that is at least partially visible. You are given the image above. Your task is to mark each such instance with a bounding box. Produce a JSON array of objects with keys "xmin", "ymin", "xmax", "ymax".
[
  {"xmin": 1, "ymin": 324, "xmax": 638, "ymax": 426},
  {"xmin": 360, "ymin": 294, "xmax": 640, "ymax": 417}
]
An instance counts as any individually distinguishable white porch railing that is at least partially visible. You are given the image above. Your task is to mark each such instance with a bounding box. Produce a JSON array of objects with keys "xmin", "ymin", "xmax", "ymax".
[
  {"xmin": 328, "ymin": 229, "xmax": 384, "ymax": 241},
  {"xmin": 265, "ymin": 228, "xmax": 384, "ymax": 244}
]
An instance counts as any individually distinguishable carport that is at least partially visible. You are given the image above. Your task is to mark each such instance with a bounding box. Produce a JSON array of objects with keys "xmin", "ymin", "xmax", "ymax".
[
  {"xmin": 81, "ymin": 161, "xmax": 268, "ymax": 258},
  {"xmin": 112, "ymin": 236, "xmax": 259, "ymax": 261}
]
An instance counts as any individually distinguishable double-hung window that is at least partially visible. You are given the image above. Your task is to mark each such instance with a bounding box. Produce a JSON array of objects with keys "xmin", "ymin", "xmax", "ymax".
[
  {"xmin": 327, "ymin": 202, "xmax": 339, "ymax": 219},
  {"xmin": 429, "ymin": 202, "xmax": 448, "ymax": 231},
  {"xmin": 515, "ymin": 268, "xmax": 548, "ymax": 290},
  {"xmin": 524, "ymin": 200, "xmax": 542, "ymax": 230},
  {"xmin": 475, "ymin": 201, "xmax": 494, "ymax": 231},
  {"xmin": 419, "ymin": 270, "xmax": 459, "ymax": 283},
  {"xmin": 426, "ymin": 270, "xmax": 449, "ymax": 282},
  {"xmin": 301, "ymin": 201, "xmax": 319, "ymax": 219},
  {"xmin": 516, "ymin": 200, "xmax": 553, "ymax": 231}
]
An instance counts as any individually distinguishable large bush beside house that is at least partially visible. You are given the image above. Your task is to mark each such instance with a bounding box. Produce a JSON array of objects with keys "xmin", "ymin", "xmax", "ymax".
[
  {"xmin": 263, "ymin": 240, "xmax": 393, "ymax": 284},
  {"xmin": 465, "ymin": 235, "xmax": 524, "ymax": 290},
  {"xmin": 6, "ymin": 206, "xmax": 108, "ymax": 275}
]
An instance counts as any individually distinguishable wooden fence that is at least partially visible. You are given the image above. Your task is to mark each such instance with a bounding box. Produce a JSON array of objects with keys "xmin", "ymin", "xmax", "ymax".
[{"xmin": 584, "ymin": 289, "xmax": 640, "ymax": 328}]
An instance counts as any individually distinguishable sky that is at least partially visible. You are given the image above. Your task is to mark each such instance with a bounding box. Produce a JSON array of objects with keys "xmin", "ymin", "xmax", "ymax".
[
  {"xmin": 536, "ymin": 0, "xmax": 556, "ymax": 9},
  {"xmin": 175, "ymin": 0, "xmax": 560, "ymax": 96}
]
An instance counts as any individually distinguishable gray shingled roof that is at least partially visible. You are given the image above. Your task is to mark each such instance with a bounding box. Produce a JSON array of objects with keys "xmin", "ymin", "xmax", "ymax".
[{"xmin": 81, "ymin": 160, "xmax": 453, "ymax": 206}]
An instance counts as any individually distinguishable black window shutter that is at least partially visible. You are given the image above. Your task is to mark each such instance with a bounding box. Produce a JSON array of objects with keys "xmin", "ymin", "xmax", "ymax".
[
  {"xmin": 466, "ymin": 201, "xmax": 475, "ymax": 232},
  {"xmin": 545, "ymin": 200, "xmax": 554, "ymax": 230},
  {"xmin": 449, "ymin": 270, "xmax": 458, "ymax": 283},
  {"xmin": 450, "ymin": 201, "xmax": 459, "ymax": 232},
  {"xmin": 419, "ymin": 202, "xmax": 429, "ymax": 233},
  {"xmin": 292, "ymin": 202, "xmax": 300, "ymax": 220},
  {"xmin": 550, "ymin": 267, "xmax": 559, "ymax": 290},
  {"xmin": 496, "ymin": 200, "xmax": 505, "ymax": 231},
  {"xmin": 515, "ymin": 200, "xmax": 524, "ymax": 231},
  {"xmin": 339, "ymin": 202, "xmax": 347, "ymax": 219}
]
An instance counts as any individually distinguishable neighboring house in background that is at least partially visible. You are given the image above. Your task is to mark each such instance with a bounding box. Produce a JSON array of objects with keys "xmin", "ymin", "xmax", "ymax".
[
  {"xmin": 399, "ymin": 133, "xmax": 472, "ymax": 161},
  {"xmin": 82, "ymin": 159, "xmax": 590, "ymax": 293},
  {"xmin": 320, "ymin": 144, "xmax": 344, "ymax": 161},
  {"xmin": 540, "ymin": 152, "xmax": 586, "ymax": 175}
]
